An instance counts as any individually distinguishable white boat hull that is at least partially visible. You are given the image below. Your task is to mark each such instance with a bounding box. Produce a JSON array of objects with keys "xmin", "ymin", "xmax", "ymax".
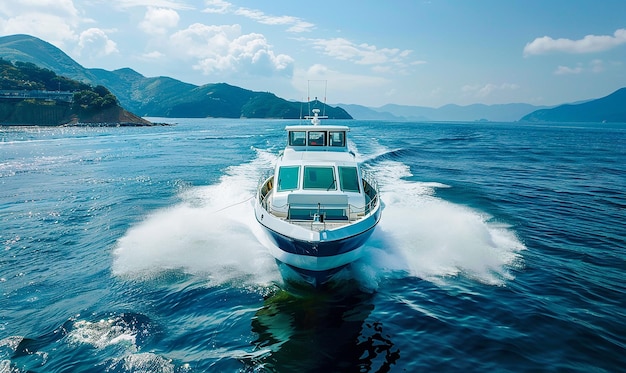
[{"xmin": 254, "ymin": 192, "xmax": 381, "ymax": 285}]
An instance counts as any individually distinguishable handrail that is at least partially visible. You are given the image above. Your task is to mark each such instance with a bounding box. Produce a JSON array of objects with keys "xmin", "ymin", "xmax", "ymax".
[{"xmin": 361, "ymin": 169, "xmax": 379, "ymax": 193}]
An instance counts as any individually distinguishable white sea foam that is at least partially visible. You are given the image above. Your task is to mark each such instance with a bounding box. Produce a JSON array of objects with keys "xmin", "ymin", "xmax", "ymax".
[
  {"xmin": 112, "ymin": 147, "xmax": 525, "ymax": 291},
  {"xmin": 67, "ymin": 318, "xmax": 137, "ymax": 350},
  {"xmin": 354, "ymin": 159, "xmax": 526, "ymax": 289},
  {"xmin": 0, "ymin": 360, "xmax": 19, "ymax": 373},
  {"xmin": 112, "ymin": 148, "xmax": 281, "ymax": 288},
  {"xmin": 106, "ymin": 352, "xmax": 176, "ymax": 373}
]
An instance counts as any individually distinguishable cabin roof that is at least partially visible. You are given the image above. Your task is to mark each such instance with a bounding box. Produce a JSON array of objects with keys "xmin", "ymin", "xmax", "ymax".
[
  {"xmin": 285, "ymin": 125, "xmax": 350, "ymax": 132},
  {"xmin": 281, "ymin": 148, "xmax": 356, "ymax": 163}
]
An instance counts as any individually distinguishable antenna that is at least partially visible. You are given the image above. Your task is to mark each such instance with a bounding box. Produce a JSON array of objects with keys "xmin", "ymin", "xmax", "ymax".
[
  {"xmin": 307, "ymin": 79, "xmax": 328, "ymax": 117},
  {"xmin": 304, "ymin": 80, "xmax": 329, "ymax": 125},
  {"xmin": 323, "ymin": 80, "xmax": 327, "ymax": 117},
  {"xmin": 307, "ymin": 80, "xmax": 310, "ymax": 119}
]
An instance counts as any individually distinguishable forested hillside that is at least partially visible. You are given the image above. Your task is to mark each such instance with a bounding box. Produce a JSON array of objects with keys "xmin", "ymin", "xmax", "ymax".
[{"xmin": 0, "ymin": 58, "xmax": 149, "ymax": 125}]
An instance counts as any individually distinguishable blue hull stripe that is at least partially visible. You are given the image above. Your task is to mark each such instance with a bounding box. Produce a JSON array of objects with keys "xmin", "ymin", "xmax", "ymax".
[{"xmin": 263, "ymin": 225, "xmax": 376, "ymax": 257}]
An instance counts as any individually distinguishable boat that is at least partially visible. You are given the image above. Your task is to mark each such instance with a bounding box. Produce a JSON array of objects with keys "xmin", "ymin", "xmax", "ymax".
[{"xmin": 254, "ymin": 105, "xmax": 382, "ymax": 286}]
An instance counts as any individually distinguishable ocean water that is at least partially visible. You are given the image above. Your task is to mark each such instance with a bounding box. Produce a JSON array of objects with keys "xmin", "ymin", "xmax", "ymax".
[{"xmin": 1, "ymin": 119, "xmax": 624, "ymax": 372}]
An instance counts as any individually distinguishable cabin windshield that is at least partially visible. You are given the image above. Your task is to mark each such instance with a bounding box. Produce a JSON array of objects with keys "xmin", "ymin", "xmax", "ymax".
[
  {"xmin": 338, "ymin": 166, "xmax": 360, "ymax": 192},
  {"xmin": 303, "ymin": 166, "xmax": 336, "ymax": 190},
  {"xmin": 277, "ymin": 166, "xmax": 300, "ymax": 191},
  {"xmin": 288, "ymin": 129, "xmax": 347, "ymax": 147},
  {"xmin": 329, "ymin": 131, "xmax": 346, "ymax": 147},
  {"xmin": 289, "ymin": 131, "xmax": 306, "ymax": 146},
  {"xmin": 308, "ymin": 131, "xmax": 326, "ymax": 146}
]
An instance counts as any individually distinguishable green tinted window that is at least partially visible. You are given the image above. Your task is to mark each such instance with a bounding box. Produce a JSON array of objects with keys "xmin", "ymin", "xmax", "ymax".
[
  {"xmin": 277, "ymin": 166, "xmax": 300, "ymax": 191},
  {"xmin": 303, "ymin": 167, "xmax": 336, "ymax": 190},
  {"xmin": 339, "ymin": 167, "xmax": 360, "ymax": 192}
]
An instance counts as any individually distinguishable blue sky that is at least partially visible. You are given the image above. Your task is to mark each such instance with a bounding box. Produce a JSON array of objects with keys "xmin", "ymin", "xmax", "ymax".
[{"xmin": 1, "ymin": 0, "xmax": 625, "ymax": 107}]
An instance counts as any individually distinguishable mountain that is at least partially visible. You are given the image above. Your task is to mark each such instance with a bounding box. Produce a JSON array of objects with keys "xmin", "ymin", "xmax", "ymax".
[
  {"xmin": 0, "ymin": 34, "xmax": 351, "ymax": 119},
  {"xmin": 521, "ymin": 88, "xmax": 626, "ymax": 123},
  {"xmin": 0, "ymin": 34, "xmax": 96, "ymax": 82},
  {"xmin": 339, "ymin": 102, "xmax": 549, "ymax": 122}
]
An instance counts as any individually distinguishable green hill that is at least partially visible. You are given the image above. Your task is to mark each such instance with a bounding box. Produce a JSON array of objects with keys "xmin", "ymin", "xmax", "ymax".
[
  {"xmin": 520, "ymin": 88, "xmax": 626, "ymax": 123},
  {"xmin": 0, "ymin": 58, "xmax": 150, "ymax": 126},
  {"xmin": 0, "ymin": 34, "xmax": 96, "ymax": 82},
  {"xmin": 0, "ymin": 34, "xmax": 352, "ymax": 119}
]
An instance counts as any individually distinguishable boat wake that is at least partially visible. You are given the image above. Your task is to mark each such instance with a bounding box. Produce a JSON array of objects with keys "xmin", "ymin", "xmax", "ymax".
[
  {"xmin": 111, "ymin": 148, "xmax": 281, "ymax": 288},
  {"xmin": 353, "ymin": 159, "xmax": 526, "ymax": 290},
  {"xmin": 112, "ymin": 146, "xmax": 525, "ymax": 291}
]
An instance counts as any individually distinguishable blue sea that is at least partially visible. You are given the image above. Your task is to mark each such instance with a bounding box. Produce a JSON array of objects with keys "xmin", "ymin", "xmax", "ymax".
[{"xmin": 1, "ymin": 119, "xmax": 625, "ymax": 372}]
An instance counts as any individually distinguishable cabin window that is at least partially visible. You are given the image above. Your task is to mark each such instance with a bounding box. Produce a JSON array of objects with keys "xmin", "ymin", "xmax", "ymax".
[
  {"xmin": 289, "ymin": 131, "xmax": 306, "ymax": 146},
  {"xmin": 339, "ymin": 166, "xmax": 360, "ymax": 192},
  {"xmin": 329, "ymin": 131, "xmax": 346, "ymax": 147},
  {"xmin": 277, "ymin": 166, "xmax": 300, "ymax": 191},
  {"xmin": 308, "ymin": 131, "xmax": 326, "ymax": 146},
  {"xmin": 303, "ymin": 166, "xmax": 336, "ymax": 190}
]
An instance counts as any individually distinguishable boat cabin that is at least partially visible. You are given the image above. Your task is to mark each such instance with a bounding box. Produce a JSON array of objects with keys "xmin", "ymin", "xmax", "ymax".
[{"xmin": 266, "ymin": 124, "xmax": 368, "ymax": 222}]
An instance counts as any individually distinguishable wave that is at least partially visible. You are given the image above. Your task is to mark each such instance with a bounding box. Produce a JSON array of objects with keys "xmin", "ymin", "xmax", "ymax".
[
  {"xmin": 361, "ymin": 147, "xmax": 419, "ymax": 166},
  {"xmin": 435, "ymin": 132, "xmax": 485, "ymax": 143},
  {"xmin": 0, "ymin": 312, "xmax": 175, "ymax": 373}
]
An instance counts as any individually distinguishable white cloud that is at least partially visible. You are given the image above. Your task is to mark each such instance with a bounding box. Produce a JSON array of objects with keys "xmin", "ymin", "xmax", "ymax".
[
  {"xmin": 310, "ymin": 37, "xmax": 417, "ymax": 70},
  {"xmin": 590, "ymin": 59, "xmax": 604, "ymax": 73},
  {"xmin": 554, "ymin": 60, "xmax": 606, "ymax": 75},
  {"xmin": 202, "ymin": 1, "xmax": 314, "ymax": 33},
  {"xmin": 169, "ymin": 23, "xmax": 294, "ymax": 77},
  {"xmin": 462, "ymin": 83, "xmax": 519, "ymax": 97},
  {"xmin": 139, "ymin": 7, "xmax": 180, "ymax": 35},
  {"xmin": 108, "ymin": 0, "xmax": 193, "ymax": 10},
  {"xmin": 0, "ymin": 13, "xmax": 76, "ymax": 46},
  {"xmin": 0, "ymin": 0, "xmax": 79, "ymax": 18},
  {"xmin": 554, "ymin": 65, "xmax": 583, "ymax": 75},
  {"xmin": 234, "ymin": 7, "xmax": 314, "ymax": 33},
  {"xmin": 292, "ymin": 64, "xmax": 390, "ymax": 100},
  {"xmin": 77, "ymin": 28, "xmax": 119, "ymax": 57},
  {"xmin": 313, "ymin": 38, "xmax": 385, "ymax": 64},
  {"xmin": 0, "ymin": 0, "xmax": 81, "ymax": 47},
  {"xmin": 142, "ymin": 51, "xmax": 164, "ymax": 59},
  {"xmin": 202, "ymin": 0, "xmax": 232, "ymax": 14},
  {"xmin": 524, "ymin": 29, "xmax": 626, "ymax": 56}
]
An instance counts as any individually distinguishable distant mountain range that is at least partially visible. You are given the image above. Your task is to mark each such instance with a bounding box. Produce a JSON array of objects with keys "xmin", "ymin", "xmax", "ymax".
[
  {"xmin": 1, "ymin": 34, "xmax": 624, "ymax": 122},
  {"xmin": 338, "ymin": 102, "xmax": 553, "ymax": 122},
  {"xmin": 340, "ymin": 89, "xmax": 625, "ymax": 123},
  {"xmin": 0, "ymin": 34, "xmax": 350, "ymax": 119},
  {"xmin": 520, "ymin": 88, "xmax": 626, "ymax": 123}
]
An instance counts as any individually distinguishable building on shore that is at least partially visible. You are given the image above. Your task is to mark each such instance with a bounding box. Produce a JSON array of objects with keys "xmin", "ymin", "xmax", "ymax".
[{"xmin": 0, "ymin": 90, "xmax": 74, "ymax": 102}]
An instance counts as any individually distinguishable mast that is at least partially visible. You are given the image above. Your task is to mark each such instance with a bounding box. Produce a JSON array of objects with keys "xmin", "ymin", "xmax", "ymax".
[{"xmin": 307, "ymin": 79, "xmax": 328, "ymax": 118}]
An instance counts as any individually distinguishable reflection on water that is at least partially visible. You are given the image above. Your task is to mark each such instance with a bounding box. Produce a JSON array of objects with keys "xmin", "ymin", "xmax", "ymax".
[{"xmin": 245, "ymin": 281, "xmax": 399, "ymax": 372}]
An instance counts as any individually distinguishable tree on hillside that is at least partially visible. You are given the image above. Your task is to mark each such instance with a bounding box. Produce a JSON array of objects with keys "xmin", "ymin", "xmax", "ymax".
[
  {"xmin": 0, "ymin": 58, "xmax": 92, "ymax": 92},
  {"xmin": 0, "ymin": 58, "xmax": 120, "ymax": 111},
  {"xmin": 73, "ymin": 87, "xmax": 118, "ymax": 111},
  {"xmin": 14, "ymin": 61, "xmax": 55, "ymax": 88}
]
